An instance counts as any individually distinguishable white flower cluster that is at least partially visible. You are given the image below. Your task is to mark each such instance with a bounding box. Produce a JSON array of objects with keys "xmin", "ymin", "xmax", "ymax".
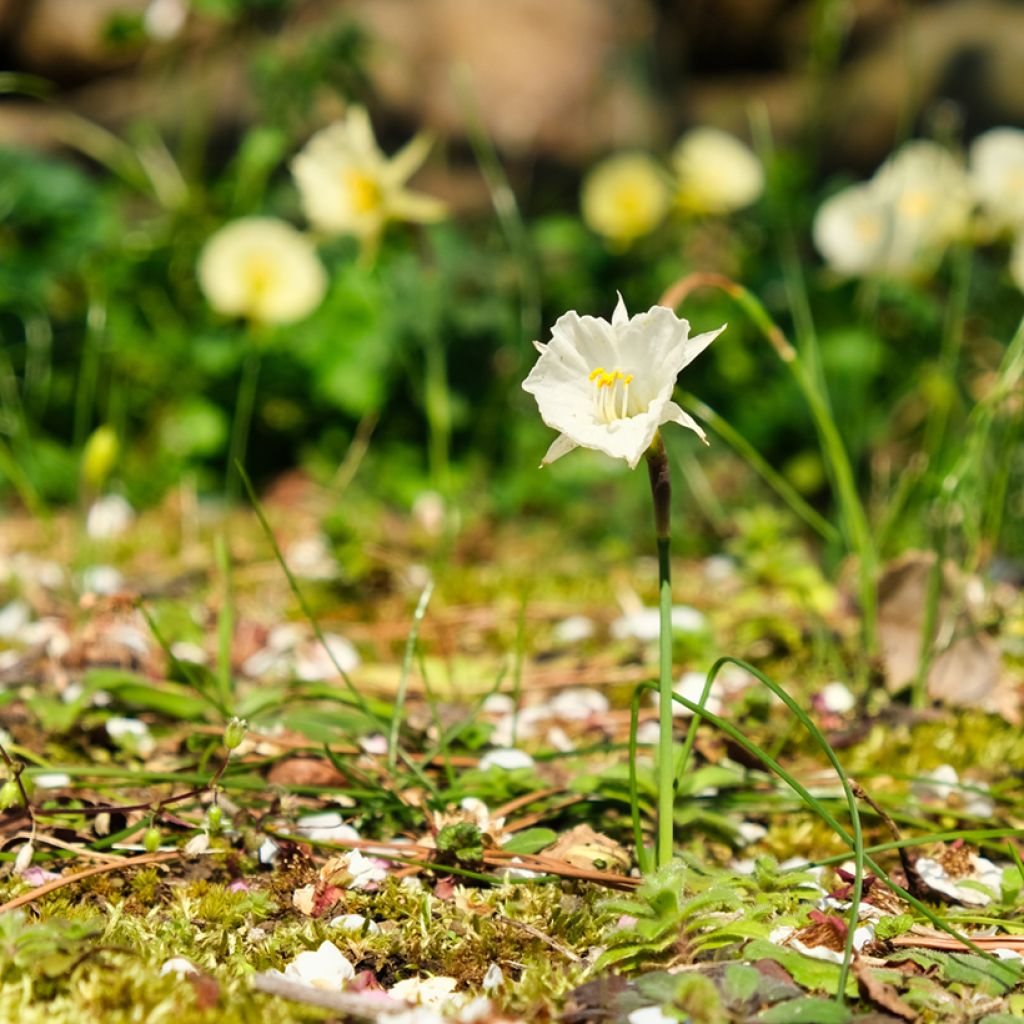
[
  {"xmin": 581, "ymin": 127, "xmax": 764, "ymax": 246},
  {"xmin": 198, "ymin": 106, "xmax": 444, "ymax": 324},
  {"xmin": 814, "ymin": 128, "xmax": 1024, "ymax": 288}
]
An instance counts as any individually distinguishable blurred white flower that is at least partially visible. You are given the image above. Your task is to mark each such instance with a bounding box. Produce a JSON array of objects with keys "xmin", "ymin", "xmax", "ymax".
[
  {"xmin": 872, "ymin": 140, "xmax": 971, "ymax": 272},
  {"xmin": 969, "ymin": 127, "xmax": 1024, "ymax": 234},
  {"xmin": 580, "ymin": 153, "xmax": 671, "ymax": 245},
  {"xmin": 819, "ymin": 681, "xmax": 855, "ymax": 714},
  {"xmin": 815, "ymin": 140, "xmax": 971, "ymax": 278},
  {"xmin": 912, "ymin": 764, "xmax": 960, "ymax": 803},
  {"xmin": 282, "ymin": 940, "xmax": 355, "ymax": 990},
  {"xmin": 106, "ymin": 717, "xmax": 156, "ymax": 758},
  {"xmin": 0, "ymin": 600, "xmax": 30, "ymax": 640},
  {"xmin": 294, "ymin": 633, "xmax": 360, "ymax": 681},
  {"xmin": 546, "ymin": 688, "xmax": 609, "ymax": 720},
  {"xmin": 657, "ymin": 670, "xmax": 722, "ymax": 718},
  {"xmin": 553, "ymin": 615, "xmax": 595, "ymax": 644},
  {"xmin": 390, "ymin": 975, "xmax": 460, "ymax": 1008},
  {"xmin": 292, "ymin": 107, "xmax": 444, "ymax": 242},
  {"xmin": 81, "ymin": 565, "xmax": 124, "ymax": 596},
  {"xmin": 86, "ymin": 494, "xmax": 135, "ymax": 540},
  {"xmin": 523, "ymin": 294, "xmax": 723, "ymax": 469},
  {"xmin": 284, "ymin": 534, "xmax": 338, "ymax": 580},
  {"xmin": 673, "ymin": 127, "xmax": 764, "ymax": 214},
  {"xmin": 813, "ymin": 183, "xmax": 889, "ymax": 276},
  {"xmin": 478, "ymin": 748, "xmax": 534, "ymax": 771},
  {"xmin": 198, "ymin": 217, "xmax": 327, "ymax": 324},
  {"xmin": 144, "ymin": 0, "xmax": 187, "ymax": 40}
]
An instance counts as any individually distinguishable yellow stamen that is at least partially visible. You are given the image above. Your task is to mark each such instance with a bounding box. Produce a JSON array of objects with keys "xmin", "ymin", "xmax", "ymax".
[{"xmin": 589, "ymin": 367, "xmax": 606, "ymax": 382}]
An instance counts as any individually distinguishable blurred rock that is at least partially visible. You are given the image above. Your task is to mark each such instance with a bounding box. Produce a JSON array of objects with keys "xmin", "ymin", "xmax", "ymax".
[
  {"xmin": 13, "ymin": 0, "xmax": 148, "ymax": 79},
  {"xmin": 346, "ymin": 0, "xmax": 658, "ymax": 157}
]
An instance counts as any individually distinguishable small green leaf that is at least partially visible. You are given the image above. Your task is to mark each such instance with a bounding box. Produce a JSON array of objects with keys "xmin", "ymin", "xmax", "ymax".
[
  {"xmin": 757, "ymin": 996, "xmax": 851, "ymax": 1023},
  {"xmin": 501, "ymin": 828, "xmax": 557, "ymax": 855}
]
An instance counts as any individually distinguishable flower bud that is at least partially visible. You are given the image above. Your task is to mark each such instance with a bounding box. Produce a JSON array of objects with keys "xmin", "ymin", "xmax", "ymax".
[
  {"xmin": 143, "ymin": 827, "xmax": 162, "ymax": 853},
  {"xmin": 13, "ymin": 841, "xmax": 33, "ymax": 875},
  {"xmin": 0, "ymin": 780, "xmax": 20, "ymax": 810},
  {"xmin": 223, "ymin": 717, "xmax": 247, "ymax": 751},
  {"xmin": 207, "ymin": 804, "xmax": 223, "ymax": 833},
  {"xmin": 81, "ymin": 425, "xmax": 120, "ymax": 492}
]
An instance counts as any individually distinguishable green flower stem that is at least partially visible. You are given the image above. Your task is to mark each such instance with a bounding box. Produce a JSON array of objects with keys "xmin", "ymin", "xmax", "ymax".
[
  {"xmin": 226, "ymin": 347, "xmax": 261, "ymax": 502},
  {"xmin": 646, "ymin": 434, "xmax": 675, "ymax": 869}
]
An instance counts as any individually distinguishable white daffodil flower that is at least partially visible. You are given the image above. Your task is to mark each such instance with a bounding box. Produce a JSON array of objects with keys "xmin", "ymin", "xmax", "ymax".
[
  {"xmin": 969, "ymin": 127, "xmax": 1024, "ymax": 234},
  {"xmin": 292, "ymin": 106, "xmax": 445, "ymax": 242},
  {"xmin": 198, "ymin": 217, "xmax": 327, "ymax": 324},
  {"xmin": 871, "ymin": 140, "xmax": 971, "ymax": 273},
  {"xmin": 523, "ymin": 295, "xmax": 723, "ymax": 470},
  {"xmin": 580, "ymin": 152, "xmax": 671, "ymax": 245},
  {"xmin": 672, "ymin": 126, "xmax": 764, "ymax": 215},
  {"xmin": 812, "ymin": 182, "xmax": 889, "ymax": 276},
  {"xmin": 282, "ymin": 940, "xmax": 355, "ymax": 990}
]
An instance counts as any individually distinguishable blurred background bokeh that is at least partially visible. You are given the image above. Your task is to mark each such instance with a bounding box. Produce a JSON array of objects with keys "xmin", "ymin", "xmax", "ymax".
[{"xmin": 0, "ymin": 0, "xmax": 1021, "ymax": 566}]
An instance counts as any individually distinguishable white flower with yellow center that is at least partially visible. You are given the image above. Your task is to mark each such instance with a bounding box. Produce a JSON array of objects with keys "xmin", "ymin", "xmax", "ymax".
[
  {"xmin": 198, "ymin": 217, "xmax": 326, "ymax": 324},
  {"xmin": 291, "ymin": 106, "xmax": 445, "ymax": 241},
  {"xmin": 672, "ymin": 126, "xmax": 764, "ymax": 215},
  {"xmin": 871, "ymin": 140, "xmax": 971, "ymax": 274},
  {"xmin": 523, "ymin": 295, "xmax": 724, "ymax": 469},
  {"xmin": 812, "ymin": 182, "xmax": 889, "ymax": 276},
  {"xmin": 580, "ymin": 153, "xmax": 671, "ymax": 245},
  {"xmin": 970, "ymin": 127, "xmax": 1024, "ymax": 234}
]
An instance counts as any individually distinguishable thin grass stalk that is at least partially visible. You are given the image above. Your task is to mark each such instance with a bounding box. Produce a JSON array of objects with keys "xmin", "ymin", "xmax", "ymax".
[
  {"xmin": 226, "ymin": 348, "xmax": 261, "ymax": 502},
  {"xmin": 214, "ymin": 534, "xmax": 235, "ymax": 714},
  {"xmin": 630, "ymin": 680, "xmax": 993, "ymax": 963},
  {"xmin": 661, "ymin": 274, "xmax": 877, "ymax": 653},
  {"xmin": 237, "ymin": 465, "xmax": 385, "ymax": 732},
  {"xmin": 678, "ymin": 390, "xmax": 841, "ymax": 544},
  {"xmin": 388, "ymin": 579, "xmax": 435, "ymax": 772},
  {"xmin": 922, "ymin": 243, "xmax": 971, "ymax": 461}
]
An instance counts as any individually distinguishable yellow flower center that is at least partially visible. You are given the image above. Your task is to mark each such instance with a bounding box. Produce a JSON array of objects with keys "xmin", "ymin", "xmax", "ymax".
[
  {"xmin": 345, "ymin": 170, "xmax": 383, "ymax": 214},
  {"xmin": 898, "ymin": 189, "xmax": 934, "ymax": 220},
  {"xmin": 242, "ymin": 254, "xmax": 278, "ymax": 301},
  {"xmin": 589, "ymin": 366, "xmax": 635, "ymax": 423}
]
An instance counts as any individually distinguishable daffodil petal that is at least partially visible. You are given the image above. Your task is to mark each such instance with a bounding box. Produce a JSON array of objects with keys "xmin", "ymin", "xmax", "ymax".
[
  {"xmin": 662, "ymin": 401, "xmax": 708, "ymax": 444},
  {"xmin": 388, "ymin": 132, "xmax": 434, "ymax": 184},
  {"xmin": 541, "ymin": 433, "xmax": 578, "ymax": 466}
]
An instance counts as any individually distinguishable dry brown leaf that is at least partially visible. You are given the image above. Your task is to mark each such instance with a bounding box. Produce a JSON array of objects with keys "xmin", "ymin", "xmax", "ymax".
[{"xmin": 854, "ymin": 959, "xmax": 917, "ymax": 1021}]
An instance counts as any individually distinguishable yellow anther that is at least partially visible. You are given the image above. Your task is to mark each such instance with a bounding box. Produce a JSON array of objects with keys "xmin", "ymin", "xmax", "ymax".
[
  {"xmin": 589, "ymin": 367, "xmax": 606, "ymax": 382},
  {"xmin": 624, "ymin": 374, "xmax": 633, "ymax": 384}
]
